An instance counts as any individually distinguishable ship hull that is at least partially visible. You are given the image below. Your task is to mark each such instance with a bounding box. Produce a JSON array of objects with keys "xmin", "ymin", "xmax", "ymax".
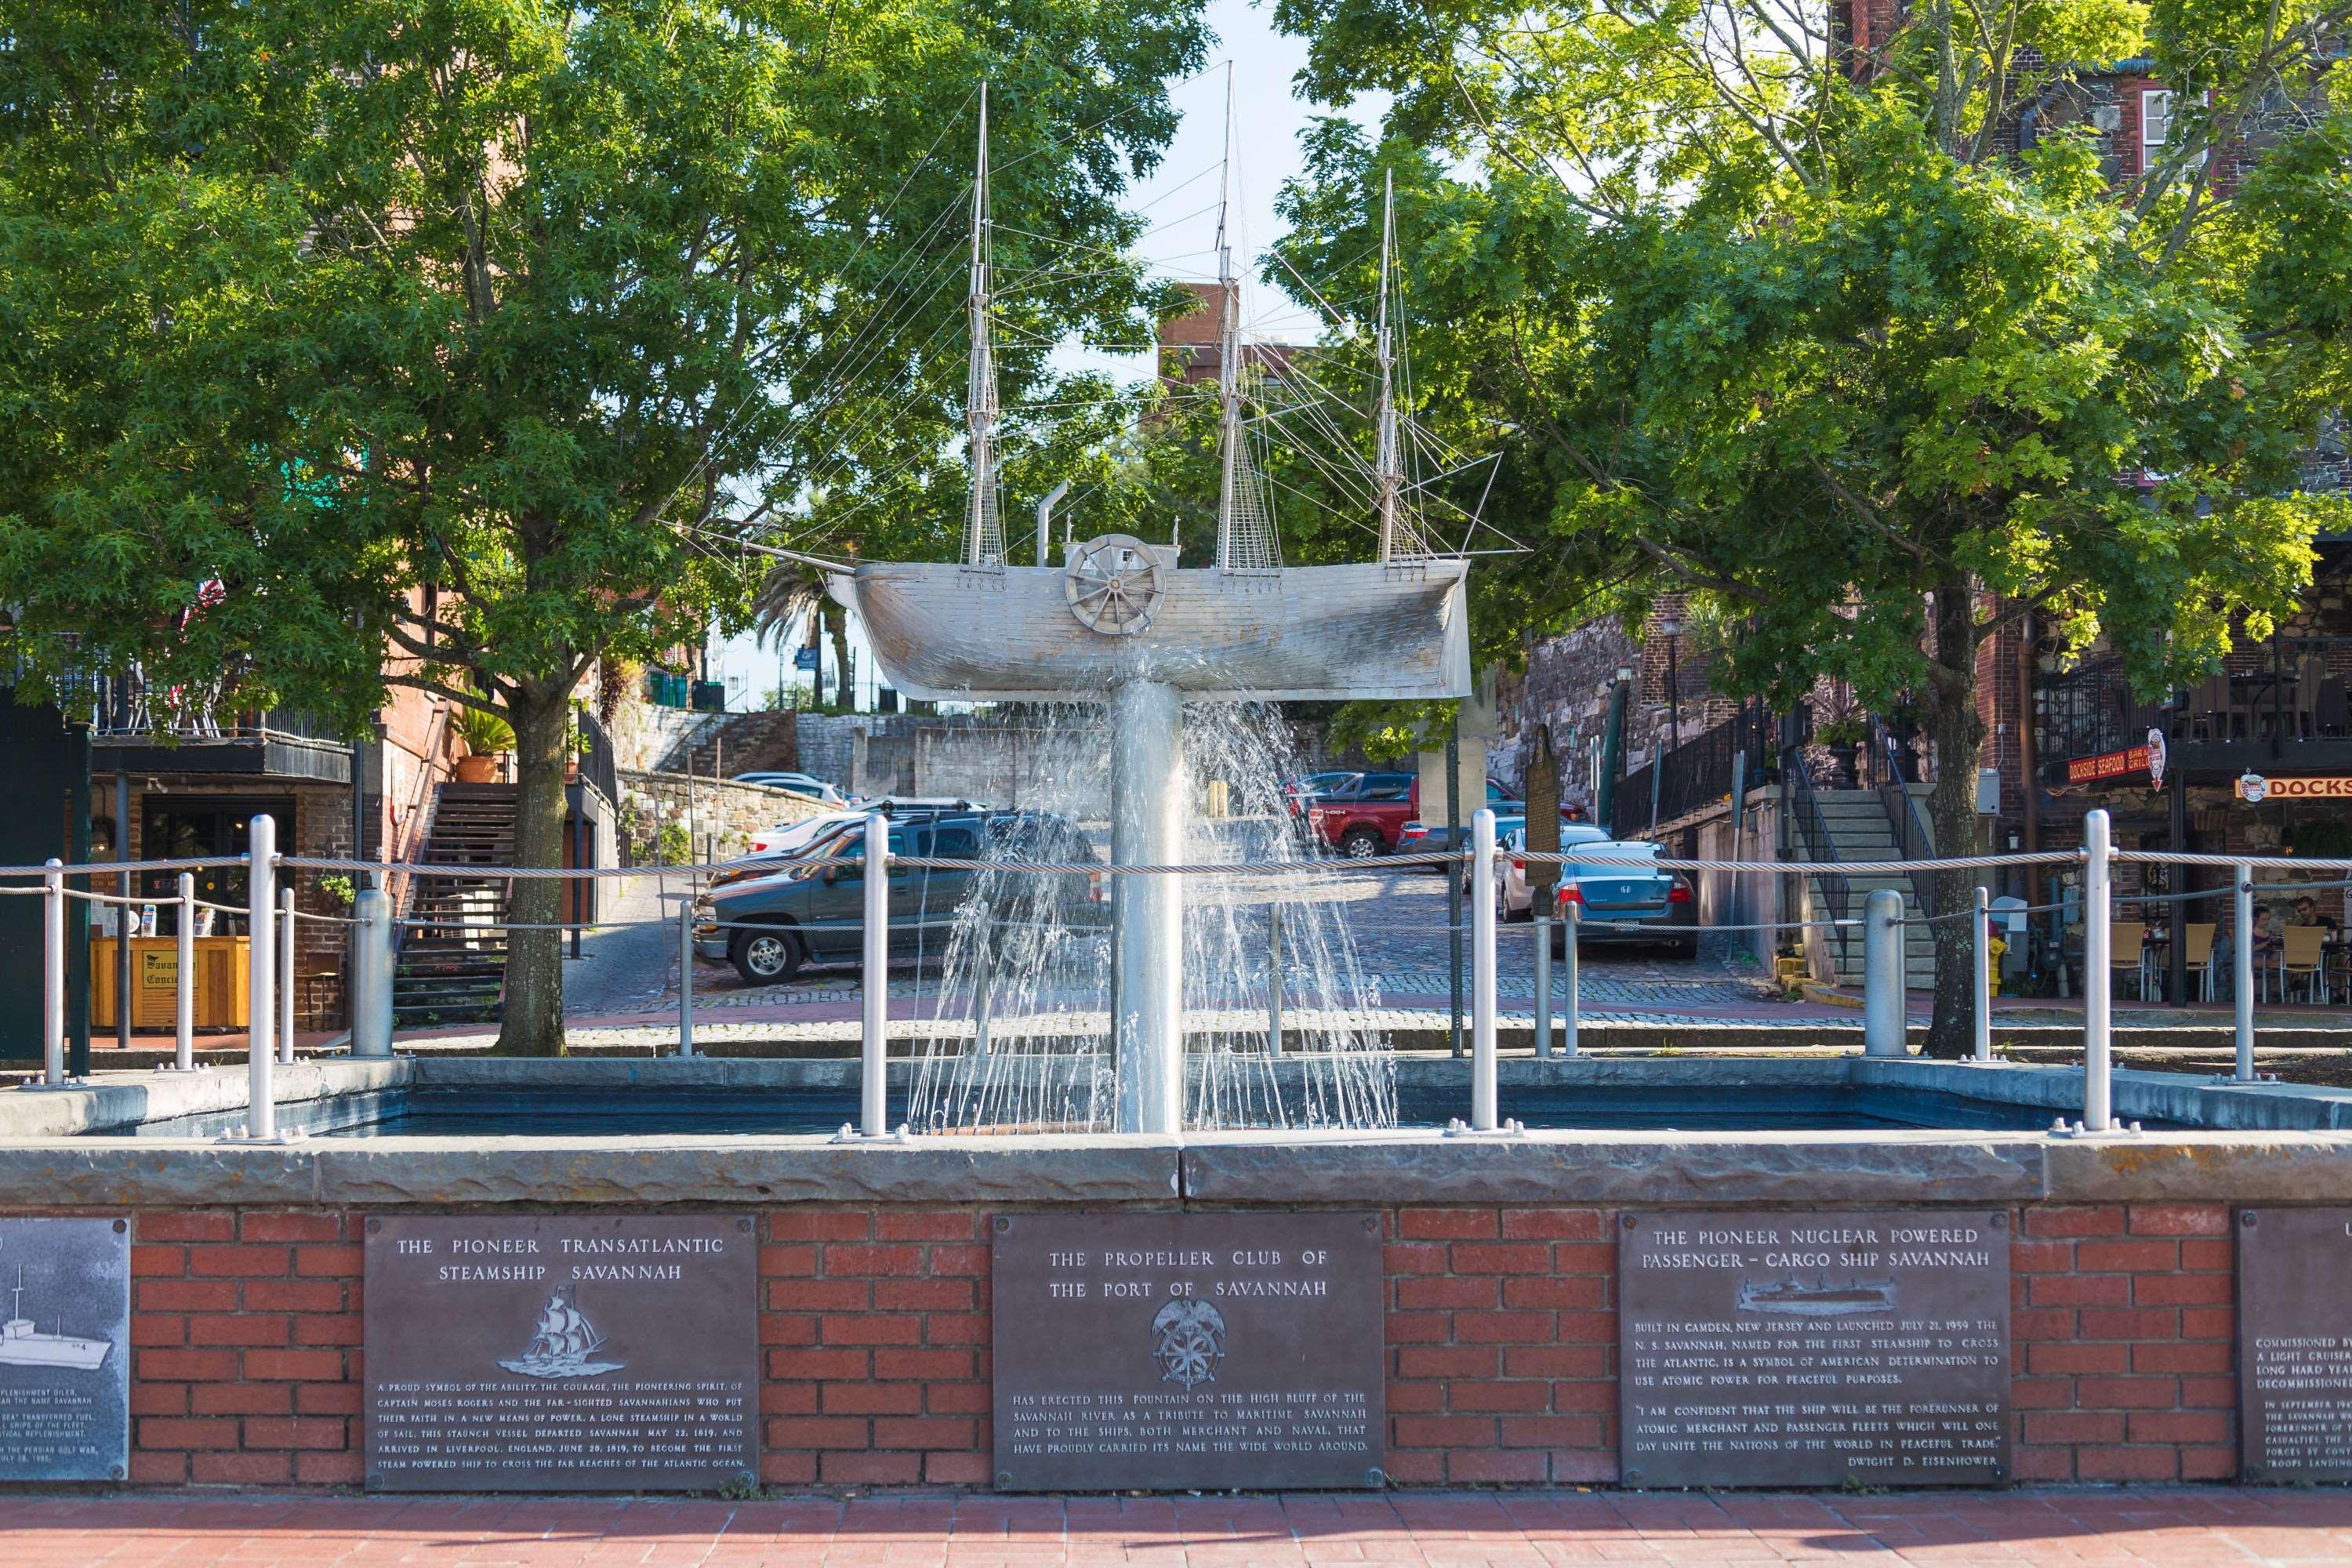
[
  {"xmin": 837, "ymin": 560, "xmax": 1472, "ymax": 702},
  {"xmin": 0, "ymin": 1338, "xmax": 111, "ymax": 1371},
  {"xmin": 497, "ymin": 1356, "xmax": 625, "ymax": 1380}
]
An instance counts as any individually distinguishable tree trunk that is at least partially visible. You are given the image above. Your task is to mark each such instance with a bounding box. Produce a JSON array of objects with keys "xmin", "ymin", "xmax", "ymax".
[
  {"xmin": 492, "ymin": 684, "xmax": 572, "ymax": 1056},
  {"xmin": 1922, "ymin": 584, "xmax": 1987, "ymax": 1059},
  {"xmin": 827, "ymin": 604, "xmax": 852, "ymax": 710}
]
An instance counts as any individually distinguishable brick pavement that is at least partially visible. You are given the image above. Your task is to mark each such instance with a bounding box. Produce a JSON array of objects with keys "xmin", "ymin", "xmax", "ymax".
[{"xmin": 5, "ymin": 1488, "xmax": 2352, "ymax": 1565}]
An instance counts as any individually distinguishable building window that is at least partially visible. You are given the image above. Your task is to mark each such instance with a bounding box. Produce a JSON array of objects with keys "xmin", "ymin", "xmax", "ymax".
[{"xmin": 2142, "ymin": 89, "xmax": 2175, "ymax": 151}]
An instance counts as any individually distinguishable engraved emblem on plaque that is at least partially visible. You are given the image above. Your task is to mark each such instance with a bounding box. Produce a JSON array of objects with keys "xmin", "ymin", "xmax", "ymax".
[
  {"xmin": 1149, "ymin": 1298, "xmax": 1227, "ymax": 1389},
  {"xmin": 0, "ymin": 1218, "xmax": 130, "ymax": 1483}
]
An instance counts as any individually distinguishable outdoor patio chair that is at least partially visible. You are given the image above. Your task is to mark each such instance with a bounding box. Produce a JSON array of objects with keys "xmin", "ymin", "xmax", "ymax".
[
  {"xmin": 2320, "ymin": 677, "xmax": 2349, "ymax": 739},
  {"xmin": 2280, "ymin": 924, "xmax": 2328, "ymax": 1004},
  {"xmin": 2109, "ymin": 920, "xmax": 2148, "ymax": 1000},
  {"xmin": 2181, "ymin": 923, "xmax": 2216, "ymax": 1002}
]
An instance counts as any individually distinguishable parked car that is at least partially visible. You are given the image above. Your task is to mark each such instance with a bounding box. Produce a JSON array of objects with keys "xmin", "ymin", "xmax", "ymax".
[
  {"xmin": 731, "ymin": 771, "xmax": 846, "ymax": 805},
  {"xmin": 1282, "ymin": 771, "xmax": 1368, "ymax": 809},
  {"xmin": 692, "ymin": 811, "xmax": 1098, "ymax": 985},
  {"xmin": 1474, "ymin": 822, "xmax": 1614, "ymax": 917},
  {"xmin": 1383, "ymin": 780, "xmax": 1534, "ymax": 863},
  {"xmin": 1303, "ymin": 772, "xmax": 1501, "ymax": 858},
  {"xmin": 714, "ymin": 800, "xmax": 989, "ymax": 890},
  {"xmin": 1546, "ymin": 840, "xmax": 1698, "ymax": 959}
]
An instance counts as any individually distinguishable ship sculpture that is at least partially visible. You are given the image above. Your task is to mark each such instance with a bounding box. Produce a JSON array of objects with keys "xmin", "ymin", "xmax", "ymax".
[
  {"xmin": 760, "ymin": 85, "xmax": 1482, "ymax": 1132},
  {"xmin": 0, "ymin": 1264, "xmax": 112, "ymax": 1371},
  {"xmin": 496, "ymin": 1285, "xmax": 624, "ymax": 1379},
  {"xmin": 1737, "ymin": 1275, "xmax": 1900, "ymax": 1318}
]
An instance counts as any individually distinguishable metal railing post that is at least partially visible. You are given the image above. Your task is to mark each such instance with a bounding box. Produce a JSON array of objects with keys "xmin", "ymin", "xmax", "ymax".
[
  {"xmin": 245, "ymin": 816, "xmax": 277, "ymax": 1138},
  {"xmin": 41, "ymin": 859, "xmax": 64, "ymax": 1087},
  {"xmin": 1532, "ymin": 903, "xmax": 1552, "ymax": 1061},
  {"xmin": 862, "ymin": 813, "xmax": 888, "ymax": 1136},
  {"xmin": 175, "ymin": 872, "xmax": 196, "ymax": 1072},
  {"xmin": 2082, "ymin": 808, "xmax": 2113, "ymax": 1131},
  {"xmin": 972, "ymin": 942, "xmax": 993, "ymax": 1058},
  {"xmin": 2234, "ymin": 860, "xmax": 2256, "ymax": 1083},
  {"xmin": 1973, "ymin": 884, "xmax": 1993, "ymax": 1063},
  {"xmin": 1470, "ymin": 808, "xmax": 1498, "ymax": 1131},
  {"xmin": 1267, "ymin": 904, "xmax": 1284, "ymax": 1055},
  {"xmin": 1563, "ymin": 901, "xmax": 1581, "ymax": 1058},
  {"xmin": 677, "ymin": 901, "xmax": 695, "ymax": 1058},
  {"xmin": 278, "ymin": 887, "xmax": 296, "ymax": 1065},
  {"xmin": 1862, "ymin": 887, "xmax": 1906, "ymax": 1057},
  {"xmin": 351, "ymin": 875, "xmax": 394, "ymax": 1058}
]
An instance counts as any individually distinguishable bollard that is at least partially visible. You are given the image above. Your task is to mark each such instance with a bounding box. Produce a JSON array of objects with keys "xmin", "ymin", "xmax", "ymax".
[
  {"xmin": 861, "ymin": 813, "xmax": 887, "ymax": 1137},
  {"xmin": 2234, "ymin": 860, "xmax": 2256, "ymax": 1083},
  {"xmin": 1562, "ymin": 900, "xmax": 1581, "ymax": 1058},
  {"xmin": 278, "ymin": 887, "xmax": 296, "ymax": 1065},
  {"xmin": 175, "ymin": 873, "xmax": 196, "ymax": 1072},
  {"xmin": 2082, "ymin": 808, "xmax": 2113, "ymax": 1131},
  {"xmin": 1267, "ymin": 905, "xmax": 1284, "ymax": 1056},
  {"xmin": 1470, "ymin": 808, "xmax": 1498, "ymax": 1131},
  {"xmin": 1861, "ymin": 887, "xmax": 1905, "ymax": 1056},
  {"xmin": 1532, "ymin": 905, "xmax": 1552, "ymax": 1061},
  {"xmin": 245, "ymin": 815, "xmax": 278, "ymax": 1138},
  {"xmin": 1973, "ymin": 884, "xmax": 1992, "ymax": 1063},
  {"xmin": 351, "ymin": 877, "xmax": 394, "ymax": 1058},
  {"xmin": 41, "ymin": 860, "xmax": 64, "ymax": 1087},
  {"xmin": 677, "ymin": 901, "xmax": 695, "ymax": 1058}
]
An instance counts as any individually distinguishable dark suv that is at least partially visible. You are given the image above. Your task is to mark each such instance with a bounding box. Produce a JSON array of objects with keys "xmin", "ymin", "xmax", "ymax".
[{"xmin": 692, "ymin": 811, "xmax": 1098, "ymax": 985}]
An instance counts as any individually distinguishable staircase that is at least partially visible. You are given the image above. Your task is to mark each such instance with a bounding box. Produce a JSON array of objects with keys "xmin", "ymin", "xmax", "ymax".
[
  {"xmin": 658, "ymin": 710, "xmax": 799, "ymax": 779},
  {"xmin": 1803, "ymin": 788, "xmax": 1938, "ymax": 990},
  {"xmin": 392, "ymin": 784, "xmax": 517, "ymax": 1025}
]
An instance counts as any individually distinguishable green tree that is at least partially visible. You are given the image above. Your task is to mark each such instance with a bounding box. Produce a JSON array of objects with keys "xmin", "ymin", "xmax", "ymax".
[
  {"xmin": 0, "ymin": 0, "xmax": 1205, "ymax": 1051},
  {"xmin": 1272, "ymin": 0, "xmax": 2352, "ymax": 1051}
]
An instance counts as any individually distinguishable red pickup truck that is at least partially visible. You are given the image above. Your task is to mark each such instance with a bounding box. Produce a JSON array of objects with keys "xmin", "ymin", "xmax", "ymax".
[{"xmin": 1305, "ymin": 776, "xmax": 1519, "ymax": 859}]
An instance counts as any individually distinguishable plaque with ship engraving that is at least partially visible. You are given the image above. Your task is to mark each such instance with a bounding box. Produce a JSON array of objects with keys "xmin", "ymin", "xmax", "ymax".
[
  {"xmin": 991, "ymin": 1213, "xmax": 1384, "ymax": 1491},
  {"xmin": 2236, "ymin": 1207, "xmax": 2352, "ymax": 1482},
  {"xmin": 0, "ymin": 1218, "xmax": 128, "ymax": 1482},
  {"xmin": 365, "ymin": 1215, "xmax": 756, "ymax": 1491},
  {"xmin": 1619, "ymin": 1210, "xmax": 2010, "ymax": 1487}
]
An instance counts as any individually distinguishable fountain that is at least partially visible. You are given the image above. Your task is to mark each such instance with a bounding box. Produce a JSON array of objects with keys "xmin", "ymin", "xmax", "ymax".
[{"xmin": 825, "ymin": 110, "xmax": 1468, "ymax": 1134}]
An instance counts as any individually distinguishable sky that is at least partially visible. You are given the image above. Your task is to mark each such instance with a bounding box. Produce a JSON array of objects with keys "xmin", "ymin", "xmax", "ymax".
[{"xmin": 704, "ymin": 0, "xmax": 1385, "ymax": 719}]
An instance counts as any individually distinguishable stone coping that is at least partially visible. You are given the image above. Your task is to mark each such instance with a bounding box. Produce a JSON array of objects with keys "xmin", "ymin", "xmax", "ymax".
[{"xmin": 1, "ymin": 1051, "xmax": 2348, "ymax": 1209}]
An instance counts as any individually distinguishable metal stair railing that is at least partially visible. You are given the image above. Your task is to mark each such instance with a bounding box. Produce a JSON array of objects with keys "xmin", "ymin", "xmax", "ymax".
[
  {"xmin": 1864, "ymin": 716, "xmax": 1939, "ymax": 918},
  {"xmin": 1784, "ymin": 753, "xmax": 1853, "ymax": 971}
]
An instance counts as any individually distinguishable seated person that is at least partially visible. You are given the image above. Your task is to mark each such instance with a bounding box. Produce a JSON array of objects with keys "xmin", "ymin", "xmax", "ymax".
[
  {"xmin": 2293, "ymin": 895, "xmax": 2340, "ymax": 933},
  {"xmin": 2214, "ymin": 906, "xmax": 2277, "ymax": 996}
]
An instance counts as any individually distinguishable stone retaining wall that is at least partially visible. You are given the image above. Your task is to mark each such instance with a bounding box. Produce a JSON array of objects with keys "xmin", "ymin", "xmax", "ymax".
[{"xmin": 87, "ymin": 1195, "xmax": 2241, "ymax": 1490}]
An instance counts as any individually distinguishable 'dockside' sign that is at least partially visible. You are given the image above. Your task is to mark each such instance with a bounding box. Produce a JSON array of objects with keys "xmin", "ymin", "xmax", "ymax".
[
  {"xmin": 2067, "ymin": 745, "xmax": 2152, "ymax": 785},
  {"xmin": 2236, "ymin": 775, "xmax": 2352, "ymax": 802}
]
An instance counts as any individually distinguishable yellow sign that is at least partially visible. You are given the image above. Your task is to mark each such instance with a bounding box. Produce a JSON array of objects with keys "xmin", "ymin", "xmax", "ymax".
[
  {"xmin": 2236, "ymin": 775, "xmax": 2352, "ymax": 802},
  {"xmin": 139, "ymin": 950, "xmax": 177, "ymax": 989}
]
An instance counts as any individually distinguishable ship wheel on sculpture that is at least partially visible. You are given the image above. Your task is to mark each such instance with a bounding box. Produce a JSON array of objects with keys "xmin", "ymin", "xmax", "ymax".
[{"xmin": 1065, "ymin": 534, "xmax": 1166, "ymax": 637}]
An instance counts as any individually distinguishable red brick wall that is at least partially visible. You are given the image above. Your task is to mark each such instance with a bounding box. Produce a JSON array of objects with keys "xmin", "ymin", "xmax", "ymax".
[{"xmin": 104, "ymin": 1201, "xmax": 2244, "ymax": 1492}]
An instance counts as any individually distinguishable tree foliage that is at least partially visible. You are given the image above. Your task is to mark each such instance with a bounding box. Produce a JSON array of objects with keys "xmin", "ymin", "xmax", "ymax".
[
  {"xmin": 1271, "ymin": 0, "xmax": 2352, "ymax": 1049},
  {"xmin": 0, "ymin": 0, "xmax": 1206, "ymax": 1051}
]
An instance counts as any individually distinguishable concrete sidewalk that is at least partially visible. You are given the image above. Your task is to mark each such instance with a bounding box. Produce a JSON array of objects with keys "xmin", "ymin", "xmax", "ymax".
[{"xmin": 2, "ymin": 1487, "xmax": 2347, "ymax": 1566}]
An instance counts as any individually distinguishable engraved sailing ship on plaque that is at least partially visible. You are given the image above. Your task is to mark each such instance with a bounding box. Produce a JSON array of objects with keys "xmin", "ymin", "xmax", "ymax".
[
  {"xmin": 1736, "ymin": 1274, "xmax": 1899, "ymax": 1318},
  {"xmin": 0, "ymin": 1263, "xmax": 113, "ymax": 1372},
  {"xmin": 496, "ymin": 1285, "xmax": 624, "ymax": 1379}
]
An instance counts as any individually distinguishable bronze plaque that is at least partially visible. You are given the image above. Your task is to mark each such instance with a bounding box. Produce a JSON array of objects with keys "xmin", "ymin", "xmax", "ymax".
[
  {"xmin": 365, "ymin": 1215, "xmax": 756, "ymax": 1492},
  {"xmin": 2237, "ymin": 1207, "xmax": 2352, "ymax": 1482},
  {"xmin": 1619, "ymin": 1210, "xmax": 2010, "ymax": 1487},
  {"xmin": 0, "ymin": 1218, "xmax": 129, "ymax": 1482},
  {"xmin": 991, "ymin": 1212, "xmax": 1384, "ymax": 1491}
]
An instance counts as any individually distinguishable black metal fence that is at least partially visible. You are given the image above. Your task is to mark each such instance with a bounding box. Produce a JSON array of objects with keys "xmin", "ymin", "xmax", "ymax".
[
  {"xmin": 1610, "ymin": 702, "xmax": 1780, "ymax": 840},
  {"xmin": 576, "ymin": 705, "xmax": 619, "ymax": 807},
  {"xmin": 2039, "ymin": 636, "xmax": 2352, "ymax": 767},
  {"xmin": 1862, "ymin": 716, "xmax": 1938, "ymax": 916}
]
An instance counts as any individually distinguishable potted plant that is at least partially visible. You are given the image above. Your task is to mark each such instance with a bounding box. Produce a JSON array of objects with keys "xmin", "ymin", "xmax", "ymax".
[
  {"xmin": 451, "ymin": 704, "xmax": 515, "ymax": 784},
  {"xmin": 1816, "ymin": 709, "xmax": 1867, "ymax": 789}
]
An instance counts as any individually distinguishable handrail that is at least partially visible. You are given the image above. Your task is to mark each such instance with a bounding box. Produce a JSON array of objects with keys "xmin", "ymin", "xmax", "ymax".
[
  {"xmin": 1867, "ymin": 716, "xmax": 1939, "ymax": 917},
  {"xmin": 1784, "ymin": 753, "xmax": 1854, "ymax": 971}
]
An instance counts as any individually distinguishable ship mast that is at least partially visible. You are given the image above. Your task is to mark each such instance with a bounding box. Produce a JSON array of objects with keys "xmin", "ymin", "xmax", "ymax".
[
  {"xmin": 1213, "ymin": 66, "xmax": 1279, "ymax": 572},
  {"xmin": 1374, "ymin": 169, "xmax": 1411, "ymax": 564},
  {"xmin": 962, "ymin": 82, "xmax": 1003, "ymax": 570}
]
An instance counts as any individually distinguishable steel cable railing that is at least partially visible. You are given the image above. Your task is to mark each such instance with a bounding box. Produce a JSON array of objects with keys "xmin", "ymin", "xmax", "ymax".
[{"xmin": 2, "ymin": 808, "xmax": 2318, "ymax": 1137}]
